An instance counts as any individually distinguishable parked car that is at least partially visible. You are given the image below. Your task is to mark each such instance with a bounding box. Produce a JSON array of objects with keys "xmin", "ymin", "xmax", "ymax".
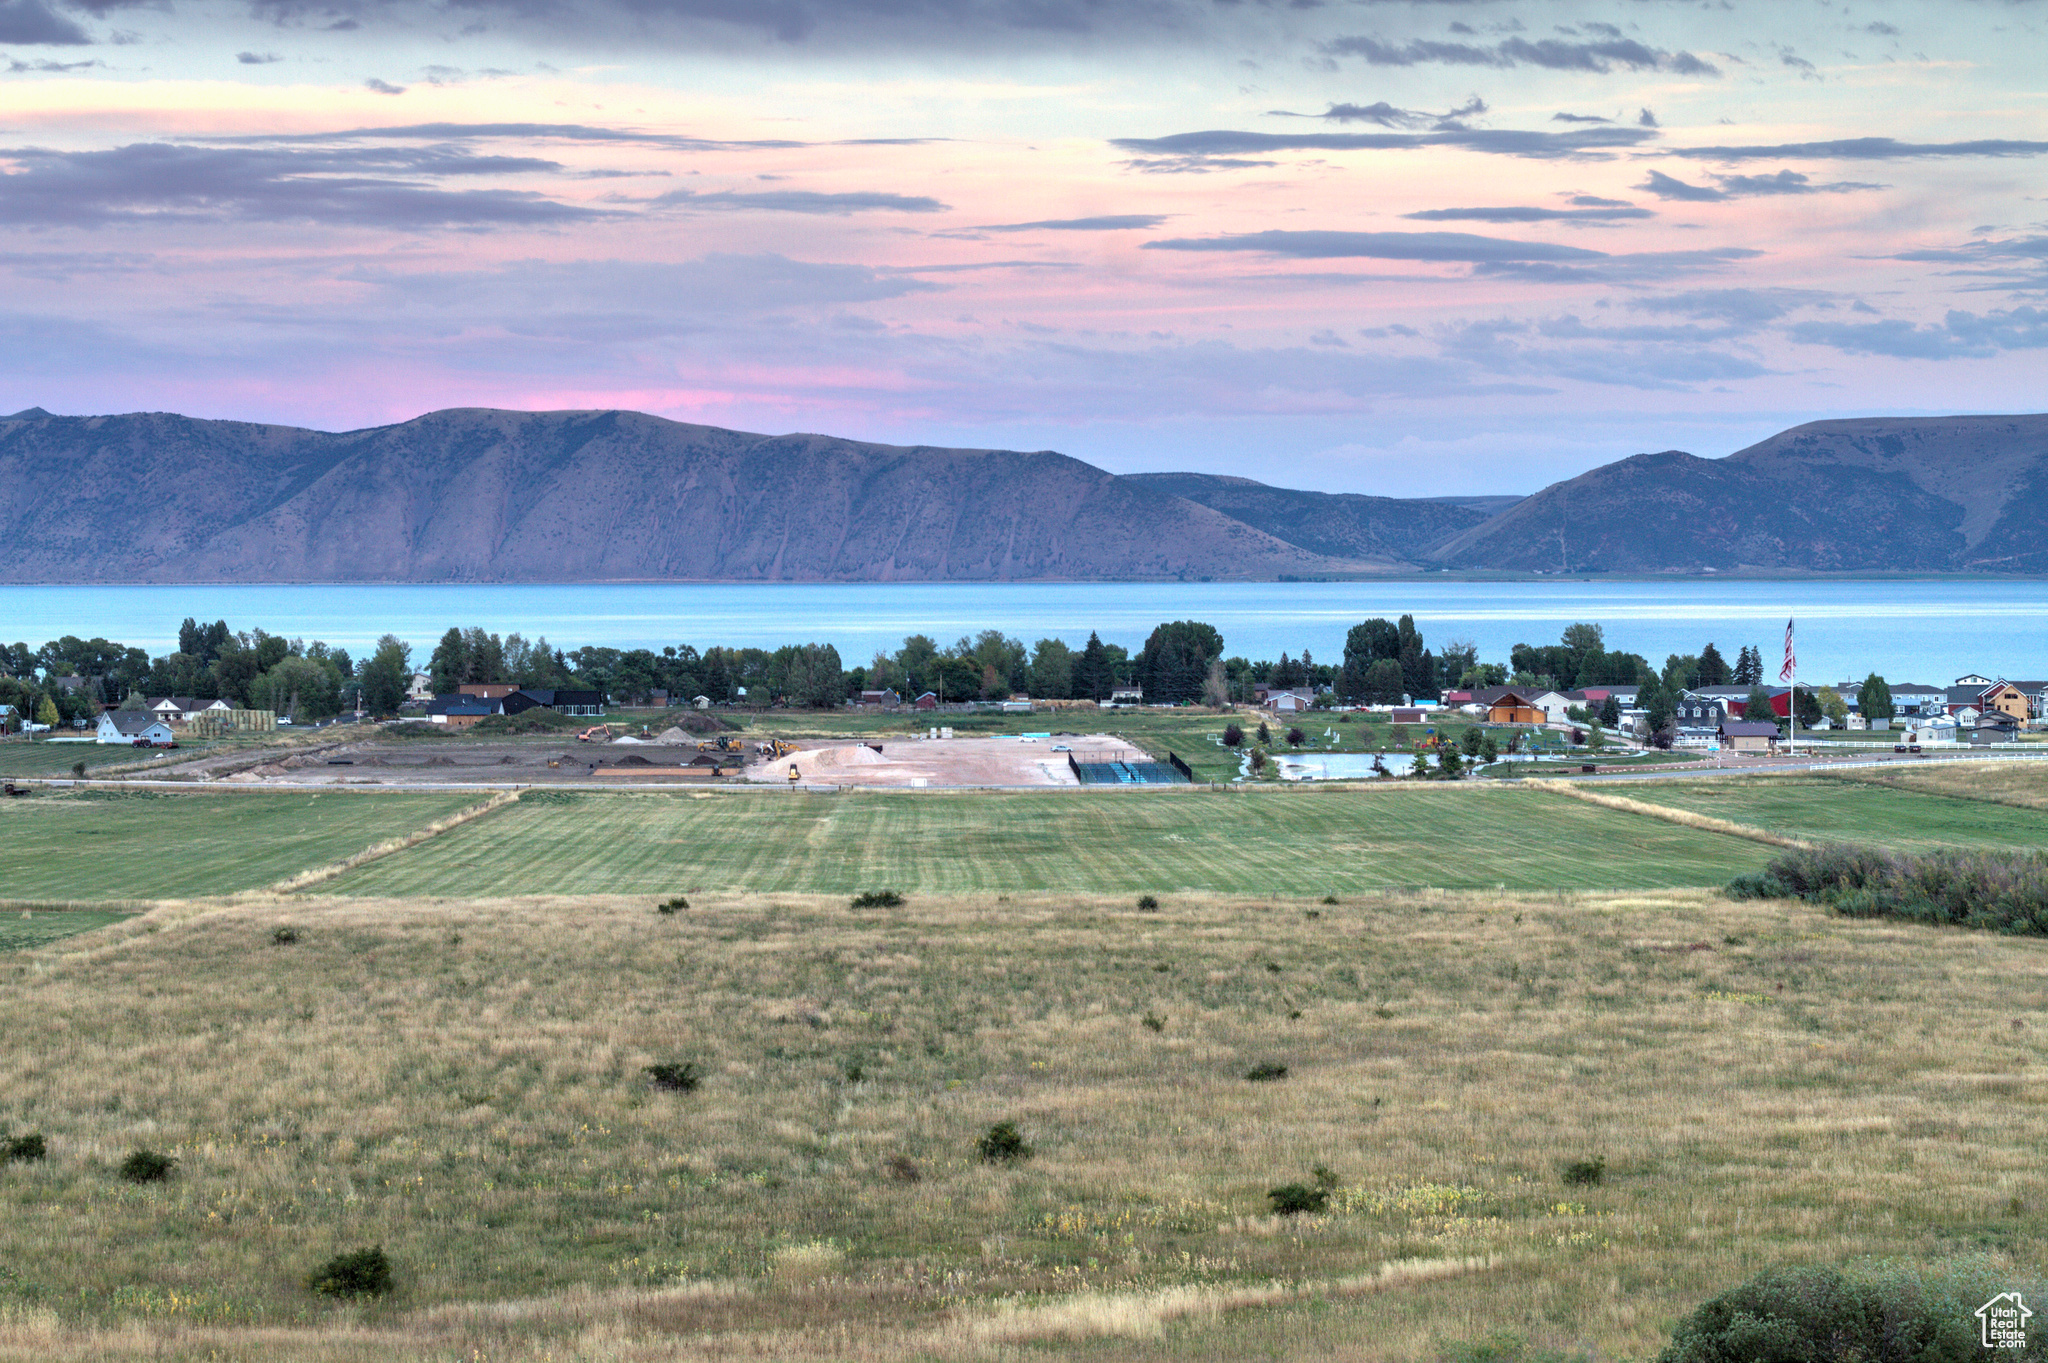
[{"xmin": 1894, "ymin": 744, "xmax": 1907, "ymax": 753}]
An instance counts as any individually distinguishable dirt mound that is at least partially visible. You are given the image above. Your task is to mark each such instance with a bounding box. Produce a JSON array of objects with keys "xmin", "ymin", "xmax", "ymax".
[
  {"xmin": 810, "ymin": 745, "xmax": 886, "ymax": 768},
  {"xmin": 655, "ymin": 727, "xmax": 693, "ymax": 744}
]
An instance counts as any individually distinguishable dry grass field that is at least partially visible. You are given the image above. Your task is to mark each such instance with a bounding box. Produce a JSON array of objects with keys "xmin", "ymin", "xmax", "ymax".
[
  {"xmin": 1834, "ymin": 758, "xmax": 2048, "ymax": 811},
  {"xmin": 1, "ymin": 885, "xmax": 2044, "ymax": 1361}
]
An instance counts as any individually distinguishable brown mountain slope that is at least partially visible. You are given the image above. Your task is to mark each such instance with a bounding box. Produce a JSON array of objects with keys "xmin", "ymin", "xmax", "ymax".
[
  {"xmin": 1120, "ymin": 472, "xmax": 1495, "ymax": 564},
  {"xmin": 1429, "ymin": 414, "xmax": 2048, "ymax": 573},
  {"xmin": 0, "ymin": 408, "xmax": 1366, "ymax": 583}
]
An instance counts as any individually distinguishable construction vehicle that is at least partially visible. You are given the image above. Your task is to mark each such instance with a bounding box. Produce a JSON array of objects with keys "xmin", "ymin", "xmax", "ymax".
[
  {"xmin": 577, "ymin": 724, "xmax": 614, "ymax": 742},
  {"xmin": 760, "ymin": 738, "xmax": 799, "ymax": 758},
  {"xmin": 697, "ymin": 736, "xmax": 744, "ymax": 754}
]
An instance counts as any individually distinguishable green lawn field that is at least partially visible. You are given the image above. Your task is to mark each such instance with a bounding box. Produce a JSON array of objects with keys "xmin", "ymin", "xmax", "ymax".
[
  {"xmin": 325, "ymin": 785, "xmax": 1771, "ymax": 897},
  {"xmin": 0, "ymin": 741, "xmax": 163, "ymax": 779},
  {"xmin": 0, "ymin": 791, "xmax": 486, "ymax": 901},
  {"xmin": 0, "ymin": 908, "xmax": 132, "ymax": 949},
  {"xmin": 1614, "ymin": 771, "xmax": 2048, "ymax": 852}
]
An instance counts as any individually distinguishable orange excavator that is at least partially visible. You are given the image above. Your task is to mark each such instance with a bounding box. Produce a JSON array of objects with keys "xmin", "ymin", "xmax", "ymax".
[{"xmin": 577, "ymin": 724, "xmax": 614, "ymax": 742}]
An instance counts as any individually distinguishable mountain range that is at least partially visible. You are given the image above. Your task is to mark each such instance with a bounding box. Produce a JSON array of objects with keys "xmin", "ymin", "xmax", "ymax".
[{"xmin": 2, "ymin": 406, "xmax": 2043, "ymax": 581}]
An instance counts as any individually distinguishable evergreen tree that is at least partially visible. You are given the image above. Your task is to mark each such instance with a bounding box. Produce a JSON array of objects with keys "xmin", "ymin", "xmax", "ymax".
[
  {"xmin": 1697, "ymin": 642, "xmax": 1730, "ymax": 687},
  {"xmin": 1075, "ymin": 631, "xmax": 1111, "ymax": 702},
  {"xmin": 429, "ymin": 628, "xmax": 468, "ymax": 695},
  {"xmin": 1598, "ymin": 694, "xmax": 1621, "ymax": 727},
  {"xmin": 1340, "ymin": 618, "xmax": 1401, "ymax": 700},
  {"xmin": 1858, "ymin": 673, "xmax": 1894, "ymax": 722},
  {"xmin": 1744, "ymin": 682, "xmax": 1776, "ymax": 723},
  {"xmin": 1733, "ymin": 645, "xmax": 1763, "ymax": 686},
  {"xmin": 1396, "ymin": 615, "xmax": 1430, "ymax": 698}
]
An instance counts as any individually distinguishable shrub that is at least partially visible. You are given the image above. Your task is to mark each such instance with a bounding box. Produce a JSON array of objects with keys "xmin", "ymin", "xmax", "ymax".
[
  {"xmin": 976, "ymin": 1121, "xmax": 1032, "ymax": 1163},
  {"xmin": 1733, "ymin": 844, "xmax": 2048, "ymax": 936},
  {"xmin": 1657, "ymin": 1261, "xmax": 2032, "ymax": 1363},
  {"xmin": 1286, "ymin": 727, "xmax": 1305, "ymax": 747},
  {"xmin": 1321, "ymin": 894, "xmax": 1339, "ymax": 905},
  {"xmin": 1268, "ymin": 1182, "xmax": 1328, "ymax": 1215},
  {"xmin": 3, "ymin": 1133, "xmax": 46, "ymax": 1163},
  {"xmin": 842, "ymin": 1060, "xmax": 867, "ymax": 1083},
  {"xmin": 644, "ymin": 1062, "xmax": 703, "ymax": 1093},
  {"xmin": 306, "ymin": 1246, "xmax": 393, "ymax": 1299},
  {"xmin": 1257, "ymin": 722, "xmax": 1272, "ymax": 745},
  {"xmin": 1561, "ymin": 1155, "xmax": 1605, "ymax": 1186},
  {"xmin": 1136, "ymin": 894, "xmax": 1159, "ymax": 911},
  {"xmin": 656, "ymin": 896, "xmax": 689, "ymax": 915},
  {"xmin": 1141, "ymin": 1012, "xmax": 1164, "ymax": 1032},
  {"xmin": 271, "ymin": 925, "xmax": 300, "ymax": 945},
  {"xmin": 1222, "ymin": 724, "xmax": 1243, "ymax": 747},
  {"xmin": 850, "ymin": 889, "xmax": 905, "ymax": 908},
  {"xmin": 71, "ymin": 761, "xmax": 86, "ymax": 779},
  {"xmin": 1245, "ymin": 1062, "xmax": 1289, "ymax": 1082},
  {"xmin": 885, "ymin": 1154, "xmax": 921, "ymax": 1183},
  {"xmin": 118, "ymin": 1149, "xmax": 175, "ymax": 1183},
  {"xmin": 1442, "ymin": 1331, "xmax": 1582, "ymax": 1363}
]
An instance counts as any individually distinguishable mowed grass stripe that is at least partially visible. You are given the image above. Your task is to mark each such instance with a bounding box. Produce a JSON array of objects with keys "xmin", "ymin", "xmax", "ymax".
[
  {"xmin": 1615, "ymin": 774, "xmax": 2048, "ymax": 853},
  {"xmin": 0, "ymin": 792, "xmax": 493, "ymax": 900},
  {"xmin": 325, "ymin": 787, "xmax": 1769, "ymax": 897}
]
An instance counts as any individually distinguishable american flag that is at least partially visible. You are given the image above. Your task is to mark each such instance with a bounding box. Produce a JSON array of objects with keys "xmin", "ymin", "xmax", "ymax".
[{"xmin": 1779, "ymin": 618, "xmax": 1796, "ymax": 684}]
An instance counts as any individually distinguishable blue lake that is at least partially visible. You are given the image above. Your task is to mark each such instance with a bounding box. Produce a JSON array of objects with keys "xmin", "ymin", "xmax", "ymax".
[{"xmin": 1, "ymin": 580, "xmax": 2043, "ymax": 683}]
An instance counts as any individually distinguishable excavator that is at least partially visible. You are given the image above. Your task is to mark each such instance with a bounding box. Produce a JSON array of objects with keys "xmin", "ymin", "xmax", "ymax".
[{"xmin": 577, "ymin": 724, "xmax": 614, "ymax": 742}]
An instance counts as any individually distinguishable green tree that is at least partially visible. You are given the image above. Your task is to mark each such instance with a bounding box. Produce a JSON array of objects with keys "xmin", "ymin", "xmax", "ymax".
[
  {"xmin": 1136, "ymin": 621, "xmax": 1223, "ymax": 705},
  {"xmin": 1340, "ymin": 619, "xmax": 1401, "ymax": 701},
  {"xmin": 1792, "ymin": 687, "xmax": 1824, "ymax": 728},
  {"xmin": 1743, "ymin": 683, "xmax": 1776, "ymax": 724},
  {"xmin": 1459, "ymin": 725, "xmax": 1484, "ymax": 757},
  {"xmin": 1818, "ymin": 688, "xmax": 1849, "ymax": 726},
  {"xmin": 1361, "ymin": 658, "xmax": 1404, "ymax": 705},
  {"xmin": 1073, "ymin": 632, "xmax": 1112, "ymax": 702},
  {"xmin": 1435, "ymin": 746, "xmax": 1463, "ymax": 779},
  {"xmin": 1598, "ymin": 694, "xmax": 1622, "ymax": 727},
  {"xmin": 1639, "ymin": 675, "xmax": 1675, "ymax": 737},
  {"xmin": 1662, "ymin": 653, "xmax": 1700, "ymax": 692},
  {"xmin": 1858, "ymin": 673, "xmax": 1894, "ymax": 722},
  {"xmin": 34, "ymin": 694, "xmax": 59, "ymax": 728},
  {"xmin": 1396, "ymin": 615, "xmax": 1432, "ymax": 698},
  {"xmin": 1028, "ymin": 638, "xmax": 1073, "ymax": 699},
  {"xmin": 1696, "ymin": 642, "xmax": 1730, "ymax": 687},
  {"xmin": 429, "ymin": 628, "xmax": 468, "ymax": 696},
  {"xmin": 1733, "ymin": 645, "xmax": 1763, "ymax": 685},
  {"xmin": 358, "ymin": 636, "xmax": 412, "ymax": 716},
  {"xmin": 1201, "ymin": 660, "xmax": 1230, "ymax": 708}
]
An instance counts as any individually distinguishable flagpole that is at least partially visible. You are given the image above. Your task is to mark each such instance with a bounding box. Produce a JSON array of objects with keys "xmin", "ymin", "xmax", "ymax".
[{"xmin": 1788, "ymin": 616, "xmax": 1796, "ymax": 758}]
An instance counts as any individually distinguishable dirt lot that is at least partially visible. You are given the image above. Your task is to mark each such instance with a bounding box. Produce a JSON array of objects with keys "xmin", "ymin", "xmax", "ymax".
[{"xmin": 747, "ymin": 733, "xmax": 1138, "ymax": 787}]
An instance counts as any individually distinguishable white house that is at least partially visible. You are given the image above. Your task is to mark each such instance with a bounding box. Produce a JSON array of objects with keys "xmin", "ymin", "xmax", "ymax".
[
  {"xmin": 97, "ymin": 711, "xmax": 176, "ymax": 745},
  {"xmin": 407, "ymin": 671, "xmax": 434, "ymax": 703},
  {"xmin": 150, "ymin": 696, "xmax": 231, "ymax": 724},
  {"xmin": 1108, "ymin": 686, "xmax": 1144, "ymax": 705}
]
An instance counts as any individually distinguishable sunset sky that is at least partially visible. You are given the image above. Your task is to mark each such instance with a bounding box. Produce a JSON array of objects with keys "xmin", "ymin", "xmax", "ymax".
[{"xmin": 1, "ymin": 0, "xmax": 2043, "ymax": 494}]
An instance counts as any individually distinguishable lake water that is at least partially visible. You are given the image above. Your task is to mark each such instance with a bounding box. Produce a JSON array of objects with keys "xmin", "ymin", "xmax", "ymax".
[{"xmin": 2, "ymin": 580, "xmax": 2043, "ymax": 683}]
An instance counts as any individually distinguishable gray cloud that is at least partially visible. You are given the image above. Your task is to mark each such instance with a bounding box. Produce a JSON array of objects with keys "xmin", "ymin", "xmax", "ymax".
[
  {"xmin": 1636, "ymin": 168, "xmax": 1884, "ymax": 201},
  {"xmin": 1112, "ymin": 123, "xmax": 1657, "ymax": 171},
  {"xmin": 1552, "ymin": 113, "xmax": 1611, "ymax": 125},
  {"xmin": 0, "ymin": 142, "xmax": 599, "ymax": 228},
  {"xmin": 1323, "ymin": 34, "xmax": 1719, "ymax": 77},
  {"xmin": 1627, "ymin": 288, "xmax": 1831, "ymax": 327},
  {"xmin": 1666, "ymin": 137, "xmax": 2048, "ymax": 162},
  {"xmin": 983, "ymin": 214, "xmax": 1166, "ymax": 231},
  {"xmin": 1440, "ymin": 316, "xmax": 1772, "ymax": 391},
  {"xmin": 0, "ymin": 0, "xmax": 89, "ymax": 44},
  {"xmin": 1472, "ymin": 248, "xmax": 1763, "ymax": 284},
  {"xmin": 1271, "ymin": 96, "xmax": 1487, "ymax": 130},
  {"xmin": 1143, "ymin": 229, "xmax": 1606, "ymax": 264},
  {"xmin": 1790, "ymin": 306, "xmax": 2048, "ymax": 360},
  {"xmin": 654, "ymin": 188, "xmax": 946, "ymax": 214},
  {"xmin": 364, "ymin": 77, "xmax": 406, "ymax": 94},
  {"xmin": 1403, "ymin": 204, "xmax": 1653, "ymax": 223},
  {"xmin": 236, "ymin": 50, "xmax": 282, "ymax": 63},
  {"xmin": 6, "ymin": 53, "xmax": 96, "ymax": 70}
]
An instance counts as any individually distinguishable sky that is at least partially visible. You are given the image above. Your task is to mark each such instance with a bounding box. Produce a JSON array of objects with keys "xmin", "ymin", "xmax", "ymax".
[{"xmin": 1, "ymin": 0, "xmax": 2044, "ymax": 496}]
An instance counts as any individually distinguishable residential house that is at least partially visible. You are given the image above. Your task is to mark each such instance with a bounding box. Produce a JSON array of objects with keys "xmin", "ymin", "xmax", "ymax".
[
  {"xmin": 913, "ymin": 691, "xmax": 939, "ymax": 711},
  {"xmin": 856, "ymin": 689, "xmax": 900, "ymax": 708},
  {"xmin": 407, "ymin": 672, "xmax": 434, "ymax": 703},
  {"xmin": 1576, "ymin": 684, "xmax": 1641, "ymax": 710},
  {"xmin": 500, "ymin": 688, "xmax": 606, "ymax": 717},
  {"xmin": 1675, "ymin": 692, "xmax": 1732, "ymax": 728},
  {"xmin": 1889, "ymin": 683, "xmax": 1944, "ymax": 716},
  {"xmin": 424, "ymin": 694, "xmax": 503, "ymax": 729},
  {"xmin": 150, "ymin": 696, "xmax": 232, "ymax": 725},
  {"xmin": 1471, "ymin": 685, "xmax": 1564, "ymax": 723},
  {"xmin": 1718, "ymin": 720, "xmax": 1779, "ymax": 754},
  {"xmin": 1389, "ymin": 706, "xmax": 1426, "ymax": 724},
  {"xmin": 458, "ymin": 683, "xmax": 522, "ymax": 700},
  {"xmin": 0, "ymin": 703, "xmax": 13, "ymax": 733},
  {"xmin": 2008, "ymin": 680, "xmax": 2048, "ymax": 719},
  {"xmin": 1000, "ymin": 698, "xmax": 1033, "ymax": 714},
  {"xmin": 1972, "ymin": 711, "xmax": 2021, "ymax": 746},
  {"xmin": 1482, "ymin": 689, "xmax": 1547, "ymax": 725},
  {"xmin": 1108, "ymin": 686, "xmax": 1144, "ymax": 705},
  {"xmin": 97, "ymin": 711, "xmax": 176, "ymax": 745},
  {"xmin": 1265, "ymin": 689, "xmax": 1316, "ymax": 714}
]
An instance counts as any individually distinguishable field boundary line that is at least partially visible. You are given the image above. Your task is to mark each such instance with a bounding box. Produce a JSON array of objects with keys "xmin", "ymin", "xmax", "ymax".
[
  {"xmin": 263, "ymin": 790, "xmax": 520, "ymax": 895},
  {"xmin": 1530, "ymin": 779, "xmax": 1810, "ymax": 850}
]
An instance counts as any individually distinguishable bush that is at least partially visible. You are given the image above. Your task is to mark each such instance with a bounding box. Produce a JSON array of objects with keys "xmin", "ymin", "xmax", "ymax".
[
  {"xmin": 3, "ymin": 1133, "xmax": 46, "ymax": 1163},
  {"xmin": 1141, "ymin": 1012, "xmax": 1164, "ymax": 1032},
  {"xmin": 656, "ymin": 896, "xmax": 689, "ymax": 915},
  {"xmin": 976, "ymin": 1121, "xmax": 1032, "ymax": 1163},
  {"xmin": 271, "ymin": 925, "xmax": 300, "ymax": 945},
  {"xmin": 1442, "ymin": 1331, "xmax": 1582, "ymax": 1363},
  {"xmin": 1733, "ymin": 844, "xmax": 2048, "ymax": 936},
  {"xmin": 1658, "ymin": 1261, "xmax": 2036, "ymax": 1363},
  {"xmin": 306, "ymin": 1246, "xmax": 394, "ymax": 1299},
  {"xmin": 842, "ymin": 1060, "xmax": 867, "ymax": 1082},
  {"xmin": 644, "ymin": 1062, "xmax": 703, "ymax": 1092},
  {"xmin": 1286, "ymin": 727, "xmax": 1305, "ymax": 747},
  {"xmin": 1136, "ymin": 894, "xmax": 1160, "ymax": 911},
  {"xmin": 118, "ymin": 1149, "xmax": 175, "ymax": 1183},
  {"xmin": 1268, "ymin": 1182, "xmax": 1328, "ymax": 1215},
  {"xmin": 1245, "ymin": 1062, "xmax": 1289, "ymax": 1082},
  {"xmin": 1561, "ymin": 1155, "xmax": 1605, "ymax": 1186},
  {"xmin": 850, "ymin": 889, "xmax": 904, "ymax": 908},
  {"xmin": 885, "ymin": 1154, "xmax": 921, "ymax": 1183},
  {"xmin": 1222, "ymin": 724, "xmax": 1243, "ymax": 747}
]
